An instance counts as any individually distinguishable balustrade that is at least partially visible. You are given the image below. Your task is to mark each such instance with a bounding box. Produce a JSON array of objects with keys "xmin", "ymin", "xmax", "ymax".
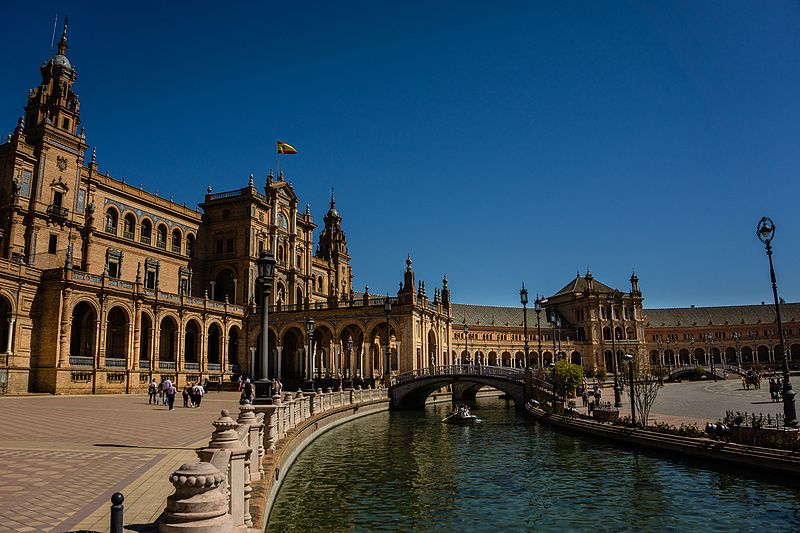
[
  {"xmin": 69, "ymin": 356, "xmax": 93, "ymax": 367},
  {"xmin": 105, "ymin": 358, "xmax": 126, "ymax": 368},
  {"xmin": 158, "ymin": 361, "xmax": 177, "ymax": 370}
]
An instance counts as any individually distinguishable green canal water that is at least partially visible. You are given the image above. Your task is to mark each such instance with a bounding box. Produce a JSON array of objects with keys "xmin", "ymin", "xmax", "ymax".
[{"xmin": 267, "ymin": 398, "xmax": 800, "ymax": 532}]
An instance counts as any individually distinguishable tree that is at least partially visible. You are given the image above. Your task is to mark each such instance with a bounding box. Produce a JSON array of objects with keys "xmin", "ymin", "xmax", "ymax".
[
  {"xmin": 552, "ymin": 360, "xmax": 584, "ymax": 397},
  {"xmin": 618, "ymin": 355, "xmax": 663, "ymax": 427}
]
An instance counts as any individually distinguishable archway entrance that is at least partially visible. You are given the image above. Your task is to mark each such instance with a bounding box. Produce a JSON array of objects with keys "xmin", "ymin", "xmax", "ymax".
[
  {"xmin": 105, "ymin": 307, "xmax": 129, "ymax": 362},
  {"xmin": 70, "ymin": 302, "xmax": 97, "ymax": 362}
]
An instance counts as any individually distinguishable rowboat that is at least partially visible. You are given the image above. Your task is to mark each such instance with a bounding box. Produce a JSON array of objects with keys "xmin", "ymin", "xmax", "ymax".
[{"xmin": 442, "ymin": 413, "xmax": 478, "ymax": 424}]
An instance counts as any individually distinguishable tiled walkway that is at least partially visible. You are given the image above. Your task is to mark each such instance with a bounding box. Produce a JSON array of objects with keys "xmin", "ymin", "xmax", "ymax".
[{"xmin": 0, "ymin": 392, "xmax": 241, "ymax": 533}]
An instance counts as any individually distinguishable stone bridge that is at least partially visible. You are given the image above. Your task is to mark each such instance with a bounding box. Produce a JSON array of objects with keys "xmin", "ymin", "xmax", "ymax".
[
  {"xmin": 389, "ymin": 365, "xmax": 537, "ymax": 409},
  {"xmin": 668, "ymin": 364, "xmax": 735, "ymax": 381}
]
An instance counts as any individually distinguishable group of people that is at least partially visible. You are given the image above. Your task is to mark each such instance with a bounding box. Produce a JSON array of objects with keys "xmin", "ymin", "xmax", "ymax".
[
  {"xmin": 148, "ymin": 378, "xmax": 178, "ymax": 410},
  {"xmin": 182, "ymin": 383, "xmax": 205, "ymax": 408},
  {"xmin": 148, "ymin": 378, "xmax": 208, "ymax": 410},
  {"xmin": 451, "ymin": 404, "xmax": 472, "ymax": 418},
  {"xmin": 769, "ymin": 378, "xmax": 785, "ymax": 402},
  {"xmin": 236, "ymin": 375, "xmax": 284, "ymax": 405}
]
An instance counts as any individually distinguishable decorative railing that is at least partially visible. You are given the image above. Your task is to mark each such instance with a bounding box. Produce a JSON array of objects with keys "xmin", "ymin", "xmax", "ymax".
[
  {"xmin": 70, "ymin": 356, "xmax": 94, "ymax": 367},
  {"xmin": 392, "ymin": 364, "xmax": 525, "ymax": 386},
  {"xmin": 270, "ymin": 296, "xmax": 399, "ymax": 313},
  {"xmin": 105, "ymin": 225, "xmax": 117, "ymax": 235},
  {"xmin": 72, "ymin": 272, "xmax": 103, "ymax": 283},
  {"xmin": 108, "ymin": 279, "xmax": 134, "ymax": 289},
  {"xmin": 105, "ymin": 358, "xmax": 127, "ymax": 368},
  {"xmin": 208, "ymin": 363, "xmax": 221, "ymax": 372},
  {"xmin": 185, "ymin": 362, "xmax": 200, "ymax": 371},
  {"xmin": 47, "ymin": 205, "xmax": 69, "ymax": 219},
  {"xmin": 139, "ymin": 360, "xmax": 150, "ymax": 370},
  {"xmin": 171, "ymin": 244, "xmax": 181, "ymax": 253},
  {"xmin": 207, "ymin": 189, "xmax": 242, "ymax": 200},
  {"xmin": 141, "ymin": 235, "xmax": 151, "ymax": 245},
  {"xmin": 159, "ymin": 361, "xmax": 177, "ymax": 370},
  {"xmin": 156, "ymin": 240, "xmax": 166, "ymax": 250},
  {"xmin": 123, "ymin": 230, "xmax": 135, "ymax": 240}
]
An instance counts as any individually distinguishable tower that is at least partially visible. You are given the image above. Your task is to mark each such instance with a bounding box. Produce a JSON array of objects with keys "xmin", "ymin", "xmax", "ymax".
[{"xmin": 315, "ymin": 189, "xmax": 351, "ymax": 303}]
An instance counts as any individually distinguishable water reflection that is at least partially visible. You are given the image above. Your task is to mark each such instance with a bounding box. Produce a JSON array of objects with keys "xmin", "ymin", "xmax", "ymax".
[{"xmin": 268, "ymin": 398, "xmax": 800, "ymax": 532}]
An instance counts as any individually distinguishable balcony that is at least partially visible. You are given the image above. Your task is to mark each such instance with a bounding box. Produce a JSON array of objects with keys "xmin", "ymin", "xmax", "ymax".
[
  {"xmin": 139, "ymin": 360, "xmax": 150, "ymax": 370},
  {"xmin": 70, "ymin": 356, "xmax": 94, "ymax": 367},
  {"xmin": 141, "ymin": 235, "xmax": 151, "ymax": 245},
  {"xmin": 123, "ymin": 230, "xmax": 135, "ymax": 240},
  {"xmin": 184, "ymin": 362, "xmax": 200, "ymax": 371},
  {"xmin": 156, "ymin": 240, "xmax": 166, "ymax": 250},
  {"xmin": 47, "ymin": 204, "xmax": 69, "ymax": 220},
  {"xmin": 158, "ymin": 361, "xmax": 177, "ymax": 370},
  {"xmin": 208, "ymin": 363, "xmax": 221, "ymax": 372},
  {"xmin": 105, "ymin": 225, "xmax": 117, "ymax": 235},
  {"xmin": 105, "ymin": 358, "xmax": 127, "ymax": 368},
  {"xmin": 171, "ymin": 244, "xmax": 181, "ymax": 254}
]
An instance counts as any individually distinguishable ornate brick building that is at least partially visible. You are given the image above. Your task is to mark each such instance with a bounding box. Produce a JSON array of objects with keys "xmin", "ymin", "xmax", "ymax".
[{"xmin": 0, "ymin": 23, "xmax": 795, "ymax": 395}]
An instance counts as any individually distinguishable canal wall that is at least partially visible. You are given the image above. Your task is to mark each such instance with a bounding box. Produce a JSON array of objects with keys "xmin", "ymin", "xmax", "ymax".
[
  {"xmin": 525, "ymin": 404, "xmax": 800, "ymax": 475},
  {"xmin": 156, "ymin": 387, "xmax": 389, "ymax": 532}
]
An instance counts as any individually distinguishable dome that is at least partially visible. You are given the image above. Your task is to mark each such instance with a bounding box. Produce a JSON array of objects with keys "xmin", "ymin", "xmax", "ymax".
[
  {"xmin": 327, "ymin": 206, "xmax": 339, "ymax": 218},
  {"xmin": 49, "ymin": 54, "xmax": 72, "ymax": 69}
]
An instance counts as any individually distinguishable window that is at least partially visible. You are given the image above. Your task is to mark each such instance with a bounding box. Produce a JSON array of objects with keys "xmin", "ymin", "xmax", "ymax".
[
  {"xmin": 186, "ymin": 234, "xmax": 195, "ymax": 257},
  {"xmin": 156, "ymin": 225, "xmax": 167, "ymax": 249},
  {"xmin": 62, "ymin": 117, "xmax": 70, "ymax": 130},
  {"xmin": 144, "ymin": 258, "xmax": 159, "ymax": 290},
  {"xmin": 105, "ymin": 209, "xmax": 118, "ymax": 234},
  {"xmin": 123, "ymin": 214, "xmax": 135, "ymax": 240},
  {"xmin": 48, "ymin": 234, "xmax": 57, "ymax": 254},
  {"xmin": 107, "ymin": 261, "xmax": 119, "ymax": 278},
  {"xmin": 140, "ymin": 220, "xmax": 152, "ymax": 245},
  {"xmin": 216, "ymin": 239, "xmax": 223, "ymax": 255},
  {"xmin": 106, "ymin": 248, "xmax": 123, "ymax": 279},
  {"xmin": 258, "ymin": 240, "xmax": 264, "ymax": 254},
  {"xmin": 145, "ymin": 270, "xmax": 156, "ymax": 289},
  {"xmin": 53, "ymin": 191, "xmax": 63, "ymax": 207},
  {"xmin": 171, "ymin": 229, "xmax": 182, "ymax": 253},
  {"xmin": 226, "ymin": 238, "xmax": 234, "ymax": 253}
]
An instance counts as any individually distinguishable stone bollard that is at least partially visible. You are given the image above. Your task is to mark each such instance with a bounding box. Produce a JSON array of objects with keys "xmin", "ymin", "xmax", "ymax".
[
  {"xmin": 237, "ymin": 404, "xmax": 263, "ymax": 481},
  {"xmin": 159, "ymin": 462, "xmax": 232, "ymax": 533},
  {"xmin": 204, "ymin": 409, "xmax": 250, "ymax": 528}
]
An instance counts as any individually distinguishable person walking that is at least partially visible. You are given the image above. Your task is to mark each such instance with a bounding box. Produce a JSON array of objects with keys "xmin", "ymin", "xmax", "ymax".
[
  {"xmin": 238, "ymin": 375, "xmax": 244, "ymax": 392},
  {"xmin": 194, "ymin": 383, "xmax": 205, "ymax": 407},
  {"xmin": 157, "ymin": 380, "xmax": 165, "ymax": 405},
  {"xmin": 203, "ymin": 377, "xmax": 210, "ymax": 393},
  {"xmin": 166, "ymin": 382, "xmax": 177, "ymax": 410},
  {"xmin": 582, "ymin": 389, "xmax": 589, "ymax": 407},
  {"xmin": 148, "ymin": 379, "xmax": 158, "ymax": 404},
  {"xmin": 594, "ymin": 385, "xmax": 602, "ymax": 407},
  {"xmin": 243, "ymin": 379, "xmax": 254, "ymax": 405},
  {"xmin": 183, "ymin": 385, "xmax": 192, "ymax": 408}
]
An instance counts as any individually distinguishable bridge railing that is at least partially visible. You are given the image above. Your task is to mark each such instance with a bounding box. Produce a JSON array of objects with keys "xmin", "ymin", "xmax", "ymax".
[{"xmin": 392, "ymin": 365, "xmax": 525, "ymax": 386}]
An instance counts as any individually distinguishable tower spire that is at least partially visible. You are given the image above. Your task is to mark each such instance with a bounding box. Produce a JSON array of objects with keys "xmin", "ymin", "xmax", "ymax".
[
  {"xmin": 330, "ymin": 187, "xmax": 335, "ymax": 209},
  {"xmin": 58, "ymin": 16, "xmax": 68, "ymax": 55}
]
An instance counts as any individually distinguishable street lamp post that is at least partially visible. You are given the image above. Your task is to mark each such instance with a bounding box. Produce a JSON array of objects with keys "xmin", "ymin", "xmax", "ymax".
[
  {"xmin": 384, "ymin": 297, "xmax": 392, "ymax": 385},
  {"xmin": 255, "ymin": 251, "xmax": 276, "ymax": 400},
  {"xmin": 607, "ymin": 293, "xmax": 623, "ymax": 408},
  {"xmin": 535, "ymin": 296, "xmax": 543, "ymax": 368},
  {"xmin": 666, "ymin": 337, "xmax": 672, "ymax": 367},
  {"xmin": 520, "ymin": 283, "xmax": 530, "ymax": 369},
  {"xmin": 733, "ymin": 331, "xmax": 742, "ymax": 369},
  {"xmin": 706, "ymin": 333, "xmax": 716, "ymax": 381},
  {"xmin": 305, "ymin": 318, "xmax": 315, "ymax": 391},
  {"xmin": 345, "ymin": 338, "xmax": 354, "ymax": 389},
  {"xmin": 657, "ymin": 335, "xmax": 663, "ymax": 367},
  {"xmin": 689, "ymin": 335, "xmax": 695, "ymax": 366},
  {"xmin": 550, "ymin": 311, "xmax": 558, "ymax": 366},
  {"xmin": 464, "ymin": 323, "xmax": 469, "ymax": 366},
  {"xmin": 756, "ymin": 216, "xmax": 797, "ymax": 427}
]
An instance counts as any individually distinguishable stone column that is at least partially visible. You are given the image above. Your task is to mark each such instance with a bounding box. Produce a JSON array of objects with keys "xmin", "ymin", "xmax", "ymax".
[
  {"xmin": 249, "ymin": 346, "xmax": 256, "ymax": 379},
  {"xmin": 58, "ymin": 288, "xmax": 72, "ymax": 368},
  {"xmin": 210, "ymin": 281, "xmax": 216, "ymax": 301},
  {"xmin": 276, "ymin": 345, "xmax": 283, "ymax": 379},
  {"xmin": 237, "ymin": 404, "xmax": 263, "ymax": 481},
  {"xmin": 5, "ymin": 317, "xmax": 15, "ymax": 355},
  {"xmin": 159, "ymin": 462, "xmax": 231, "ymax": 533},
  {"xmin": 132, "ymin": 303, "xmax": 141, "ymax": 370}
]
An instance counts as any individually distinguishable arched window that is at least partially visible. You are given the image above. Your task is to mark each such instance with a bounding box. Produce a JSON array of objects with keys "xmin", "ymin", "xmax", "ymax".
[
  {"xmin": 171, "ymin": 229, "xmax": 182, "ymax": 253},
  {"xmin": 140, "ymin": 219, "xmax": 152, "ymax": 245},
  {"xmin": 105, "ymin": 209, "xmax": 118, "ymax": 234},
  {"xmin": 156, "ymin": 224, "xmax": 167, "ymax": 249},
  {"xmin": 186, "ymin": 234, "xmax": 195, "ymax": 257},
  {"xmin": 123, "ymin": 213, "xmax": 136, "ymax": 239}
]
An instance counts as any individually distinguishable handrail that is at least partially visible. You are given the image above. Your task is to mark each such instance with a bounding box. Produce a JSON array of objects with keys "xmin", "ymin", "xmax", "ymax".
[{"xmin": 392, "ymin": 364, "xmax": 525, "ymax": 385}]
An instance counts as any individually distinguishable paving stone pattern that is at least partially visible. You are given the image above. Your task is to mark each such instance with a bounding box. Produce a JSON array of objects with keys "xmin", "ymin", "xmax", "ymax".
[{"xmin": 0, "ymin": 392, "xmax": 241, "ymax": 533}]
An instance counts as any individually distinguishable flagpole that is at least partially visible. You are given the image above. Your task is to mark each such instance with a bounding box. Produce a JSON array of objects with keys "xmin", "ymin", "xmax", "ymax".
[{"xmin": 275, "ymin": 141, "xmax": 280, "ymax": 178}]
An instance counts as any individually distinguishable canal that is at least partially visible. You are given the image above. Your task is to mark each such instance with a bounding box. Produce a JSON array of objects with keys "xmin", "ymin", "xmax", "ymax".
[{"xmin": 268, "ymin": 397, "xmax": 800, "ymax": 532}]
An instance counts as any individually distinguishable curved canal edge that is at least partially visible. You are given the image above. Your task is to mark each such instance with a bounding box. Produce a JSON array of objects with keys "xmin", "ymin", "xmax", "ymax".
[
  {"xmin": 525, "ymin": 404, "xmax": 800, "ymax": 475},
  {"xmin": 250, "ymin": 397, "xmax": 389, "ymax": 531}
]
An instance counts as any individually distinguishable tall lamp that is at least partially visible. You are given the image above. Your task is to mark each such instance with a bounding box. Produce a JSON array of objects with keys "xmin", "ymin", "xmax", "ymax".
[{"xmin": 255, "ymin": 250, "xmax": 276, "ymax": 400}]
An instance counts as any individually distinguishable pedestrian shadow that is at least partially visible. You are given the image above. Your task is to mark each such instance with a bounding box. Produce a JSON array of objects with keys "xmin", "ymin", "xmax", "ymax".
[
  {"xmin": 750, "ymin": 400, "xmax": 779, "ymax": 405},
  {"xmin": 93, "ymin": 443, "xmax": 197, "ymax": 451},
  {"xmin": 125, "ymin": 523, "xmax": 159, "ymax": 532}
]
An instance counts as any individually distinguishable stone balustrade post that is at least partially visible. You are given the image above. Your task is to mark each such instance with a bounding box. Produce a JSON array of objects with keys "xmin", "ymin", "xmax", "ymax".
[
  {"xmin": 237, "ymin": 404, "xmax": 263, "ymax": 481},
  {"xmin": 203, "ymin": 409, "xmax": 250, "ymax": 528},
  {"xmin": 159, "ymin": 462, "xmax": 232, "ymax": 533},
  {"xmin": 259, "ymin": 406, "xmax": 278, "ymax": 452},
  {"xmin": 283, "ymin": 393, "xmax": 294, "ymax": 430},
  {"xmin": 349, "ymin": 388, "xmax": 354, "ymax": 405},
  {"xmin": 295, "ymin": 390, "xmax": 305, "ymax": 421},
  {"xmin": 315, "ymin": 388, "xmax": 323, "ymax": 413},
  {"xmin": 255, "ymin": 412, "xmax": 266, "ymax": 477}
]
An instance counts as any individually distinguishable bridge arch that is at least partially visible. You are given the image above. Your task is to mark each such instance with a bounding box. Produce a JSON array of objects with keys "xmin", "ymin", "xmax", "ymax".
[{"xmin": 390, "ymin": 366, "xmax": 526, "ymax": 409}]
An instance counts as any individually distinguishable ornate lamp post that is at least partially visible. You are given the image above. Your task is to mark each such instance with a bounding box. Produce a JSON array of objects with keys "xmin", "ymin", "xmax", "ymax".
[
  {"xmin": 656, "ymin": 335, "xmax": 663, "ymax": 367},
  {"xmin": 706, "ymin": 333, "xmax": 716, "ymax": 381},
  {"xmin": 756, "ymin": 216, "xmax": 797, "ymax": 427},
  {"xmin": 255, "ymin": 250, "xmax": 276, "ymax": 399},
  {"xmin": 666, "ymin": 336, "xmax": 672, "ymax": 367},
  {"xmin": 535, "ymin": 296, "xmax": 543, "ymax": 367},
  {"xmin": 520, "ymin": 283, "xmax": 530, "ymax": 369},
  {"xmin": 305, "ymin": 317, "xmax": 315, "ymax": 391},
  {"xmin": 689, "ymin": 335, "xmax": 695, "ymax": 366},
  {"xmin": 733, "ymin": 331, "xmax": 742, "ymax": 369},
  {"xmin": 384, "ymin": 296, "xmax": 391, "ymax": 382},
  {"xmin": 345, "ymin": 337, "xmax": 354, "ymax": 389},
  {"xmin": 464, "ymin": 323, "xmax": 469, "ymax": 366},
  {"xmin": 550, "ymin": 311, "xmax": 558, "ymax": 366},
  {"xmin": 607, "ymin": 292, "xmax": 623, "ymax": 408}
]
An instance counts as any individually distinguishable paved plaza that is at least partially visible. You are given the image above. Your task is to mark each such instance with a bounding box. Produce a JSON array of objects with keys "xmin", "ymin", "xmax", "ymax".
[{"xmin": 0, "ymin": 391, "xmax": 241, "ymax": 533}]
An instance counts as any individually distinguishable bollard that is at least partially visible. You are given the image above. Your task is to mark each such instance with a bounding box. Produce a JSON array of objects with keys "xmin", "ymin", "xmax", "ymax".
[{"xmin": 110, "ymin": 492, "xmax": 124, "ymax": 533}]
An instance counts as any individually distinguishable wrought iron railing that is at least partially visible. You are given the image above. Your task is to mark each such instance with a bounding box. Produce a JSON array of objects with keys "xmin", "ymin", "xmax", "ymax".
[
  {"xmin": 47, "ymin": 205, "xmax": 69, "ymax": 219},
  {"xmin": 123, "ymin": 230, "xmax": 135, "ymax": 240},
  {"xmin": 141, "ymin": 235, "xmax": 151, "ymax": 245}
]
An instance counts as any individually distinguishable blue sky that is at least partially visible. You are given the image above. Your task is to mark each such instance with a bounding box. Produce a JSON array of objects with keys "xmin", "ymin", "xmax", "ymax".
[{"xmin": 2, "ymin": 1, "xmax": 799, "ymax": 308}]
